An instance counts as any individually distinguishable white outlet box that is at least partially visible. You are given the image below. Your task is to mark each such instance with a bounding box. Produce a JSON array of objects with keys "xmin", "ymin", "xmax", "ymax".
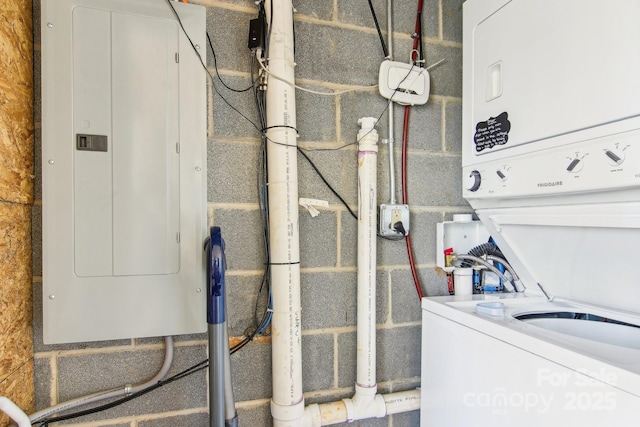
[{"xmin": 379, "ymin": 204, "xmax": 410, "ymax": 237}]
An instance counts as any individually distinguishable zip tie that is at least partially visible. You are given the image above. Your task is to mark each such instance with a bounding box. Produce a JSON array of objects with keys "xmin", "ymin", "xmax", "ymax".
[
  {"xmin": 299, "ymin": 198, "xmax": 329, "ymax": 217},
  {"xmin": 262, "ymin": 125, "xmax": 299, "ymax": 135},
  {"xmin": 425, "ymin": 58, "xmax": 446, "ymax": 71}
]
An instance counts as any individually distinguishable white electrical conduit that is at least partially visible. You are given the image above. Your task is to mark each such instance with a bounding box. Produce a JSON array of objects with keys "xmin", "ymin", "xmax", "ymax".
[
  {"xmin": 303, "ymin": 119, "xmax": 421, "ymax": 426},
  {"xmin": 386, "ymin": 0, "xmax": 397, "ymax": 204},
  {"xmin": 29, "ymin": 336, "xmax": 174, "ymax": 423},
  {"xmin": 264, "ymin": 1, "xmax": 305, "ymax": 426},
  {"xmin": 0, "ymin": 397, "xmax": 31, "ymax": 427}
]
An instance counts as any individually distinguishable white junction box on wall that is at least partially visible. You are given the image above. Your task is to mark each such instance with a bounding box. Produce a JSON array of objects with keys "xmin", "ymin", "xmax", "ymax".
[{"xmin": 41, "ymin": 0, "xmax": 207, "ymax": 344}]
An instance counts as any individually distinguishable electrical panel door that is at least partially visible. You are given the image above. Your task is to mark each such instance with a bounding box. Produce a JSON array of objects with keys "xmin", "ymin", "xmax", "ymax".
[{"xmin": 41, "ymin": 0, "xmax": 207, "ymax": 344}]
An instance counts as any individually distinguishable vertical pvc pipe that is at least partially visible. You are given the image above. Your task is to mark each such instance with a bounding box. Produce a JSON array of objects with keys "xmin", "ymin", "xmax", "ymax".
[
  {"xmin": 265, "ymin": 1, "xmax": 304, "ymax": 426},
  {"xmin": 356, "ymin": 118, "xmax": 379, "ymax": 390}
]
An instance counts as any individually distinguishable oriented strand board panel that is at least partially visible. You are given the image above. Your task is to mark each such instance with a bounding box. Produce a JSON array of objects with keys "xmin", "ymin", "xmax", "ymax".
[
  {"xmin": 0, "ymin": 360, "xmax": 34, "ymax": 427},
  {"xmin": 0, "ymin": 1, "xmax": 34, "ymax": 423},
  {"xmin": 0, "ymin": 202, "xmax": 34, "ymax": 426},
  {"xmin": 0, "ymin": 0, "xmax": 34, "ymax": 204}
]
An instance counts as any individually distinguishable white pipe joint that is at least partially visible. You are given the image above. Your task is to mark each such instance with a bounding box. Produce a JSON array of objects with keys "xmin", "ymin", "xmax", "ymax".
[
  {"xmin": 344, "ymin": 385, "xmax": 386, "ymax": 422},
  {"xmin": 272, "ymin": 398, "xmax": 306, "ymax": 426},
  {"xmin": 0, "ymin": 397, "xmax": 31, "ymax": 427},
  {"xmin": 357, "ymin": 117, "xmax": 378, "ymax": 146}
]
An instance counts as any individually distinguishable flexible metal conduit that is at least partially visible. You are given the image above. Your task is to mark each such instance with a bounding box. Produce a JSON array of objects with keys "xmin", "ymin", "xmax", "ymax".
[{"xmin": 29, "ymin": 336, "xmax": 174, "ymax": 423}]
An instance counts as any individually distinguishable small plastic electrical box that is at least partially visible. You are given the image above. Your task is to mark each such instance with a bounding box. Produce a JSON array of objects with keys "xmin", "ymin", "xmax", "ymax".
[
  {"xmin": 378, "ymin": 60, "xmax": 430, "ymax": 106},
  {"xmin": 248, "ymin": 17, "xmax": 265, "ymax": 50}
]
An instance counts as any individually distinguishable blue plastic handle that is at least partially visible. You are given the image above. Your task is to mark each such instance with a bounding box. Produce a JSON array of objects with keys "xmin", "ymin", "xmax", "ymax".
[{"xmin": 207, "ymin": 226, "xmax": 225, "ymax": 325}]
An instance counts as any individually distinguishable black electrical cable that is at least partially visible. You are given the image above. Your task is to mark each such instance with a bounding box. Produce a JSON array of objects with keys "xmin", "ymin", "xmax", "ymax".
[
  {"xmin": 297, "ymin": 148, "xmax": 358, "ymax": 220},
  {"xmin": 164, "ymin": 0, "xmax": 261, "ymax": 131},
  {"xmin": 252, "ymin": 34, "xmax": 273, "ymax": 334},
  {"xmin": 367, "ymin": 0, "xmax": 389, "ymax": 58},
  {"xmin": 206, "ymin": 32, "xmax": 253, "ymax": 93}
]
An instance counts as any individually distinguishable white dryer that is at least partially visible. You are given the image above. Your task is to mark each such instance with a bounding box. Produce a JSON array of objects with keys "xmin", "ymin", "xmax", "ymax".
[{"xmin": 421, "ymin": 0, "xmax": 640, "ymax": 425}]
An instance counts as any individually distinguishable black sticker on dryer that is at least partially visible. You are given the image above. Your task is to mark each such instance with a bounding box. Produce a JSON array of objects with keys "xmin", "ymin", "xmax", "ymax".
[{"xmin": 474, "ymin": 112, "xmax": 511, "ymax": 152}]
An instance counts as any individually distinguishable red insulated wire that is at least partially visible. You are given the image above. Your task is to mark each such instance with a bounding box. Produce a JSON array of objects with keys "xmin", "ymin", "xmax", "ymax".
[
  {"xmin": 402, "ymin": 0, "xmax": 426, "ymax": 300},
  {"xmin": 402, "ymin": 106, "xmax": 424, "ymax": 300}
]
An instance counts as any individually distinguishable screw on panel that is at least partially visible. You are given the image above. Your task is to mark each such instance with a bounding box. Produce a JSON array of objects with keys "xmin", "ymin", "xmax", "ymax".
[{"xmin": 47, "ymin": 23, "xmax": 53, "ymax": 28}]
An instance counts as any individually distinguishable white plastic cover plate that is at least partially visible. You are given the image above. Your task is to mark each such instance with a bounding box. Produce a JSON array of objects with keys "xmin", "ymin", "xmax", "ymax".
[{"xmin": 378, "ymin": 60, "xmax": 430, "ymax": 106}]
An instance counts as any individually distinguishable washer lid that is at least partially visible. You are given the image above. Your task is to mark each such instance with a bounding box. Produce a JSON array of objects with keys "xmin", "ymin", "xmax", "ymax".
[{"xmin": 475, "ymin": 202, "xmax": 640, "ymax": 316}]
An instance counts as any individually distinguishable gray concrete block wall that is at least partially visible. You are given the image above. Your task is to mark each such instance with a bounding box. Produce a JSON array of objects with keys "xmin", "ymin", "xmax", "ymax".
[{"xmin": 31, "ymin": 0, "xmax": 466, "ymax": 425}]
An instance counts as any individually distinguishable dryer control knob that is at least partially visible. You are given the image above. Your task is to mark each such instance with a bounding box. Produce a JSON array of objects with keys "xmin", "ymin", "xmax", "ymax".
[
  {"xmin": 604, "ymin": 149, "xmax": 625, "ymax": 166},
  {"xmin": 465, "ymin": 170, "xmax": 482, "ymax": 192},
  {"xmin": 566, "ymin": 157, "xmax": 583, "ymax": 173}
]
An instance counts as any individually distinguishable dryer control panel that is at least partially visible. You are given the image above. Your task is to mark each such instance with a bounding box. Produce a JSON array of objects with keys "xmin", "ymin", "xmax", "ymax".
[{"xmin": 463, "ymin": 127, "xmax": 640, "ymax": 202}]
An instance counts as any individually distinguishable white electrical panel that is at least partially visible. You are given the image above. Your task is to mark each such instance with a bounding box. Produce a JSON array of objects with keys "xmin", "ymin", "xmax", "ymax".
[{"xmin": 41, "ymin": 0, "xmax": 207, "ymax": 344}]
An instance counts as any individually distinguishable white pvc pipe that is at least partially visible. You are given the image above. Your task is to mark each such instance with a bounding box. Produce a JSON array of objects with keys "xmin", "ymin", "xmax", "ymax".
[
  {"xmin": 356, "ymin": 117, "xmax": 379, "ymax": 391},
  {"xmin": 301, "ymin": 119, "xmax": 422, "ymax": 426},
  {"xmin": 305, "ymin": 389, "xmax": 421, "ymax": 425},
  {"xmin": 264, "ymin": 1, "xmax": 305, "ymax": 426},
  {"xmin": 382, "ymin": 389, "xmax": 422, "ymax": 415},
  {"xmin": 30, "ymin": 336, "xmax": 174, "ymax": 423},
  {"xmin": 0, "ymin": 397, "xmax": 31, "ymax": 427}
]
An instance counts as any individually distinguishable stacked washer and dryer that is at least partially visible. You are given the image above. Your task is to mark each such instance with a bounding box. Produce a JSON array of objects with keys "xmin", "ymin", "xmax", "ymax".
[{"xmin": 421, "ymin": 0, "xmax": 640, "ymax": 425}]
